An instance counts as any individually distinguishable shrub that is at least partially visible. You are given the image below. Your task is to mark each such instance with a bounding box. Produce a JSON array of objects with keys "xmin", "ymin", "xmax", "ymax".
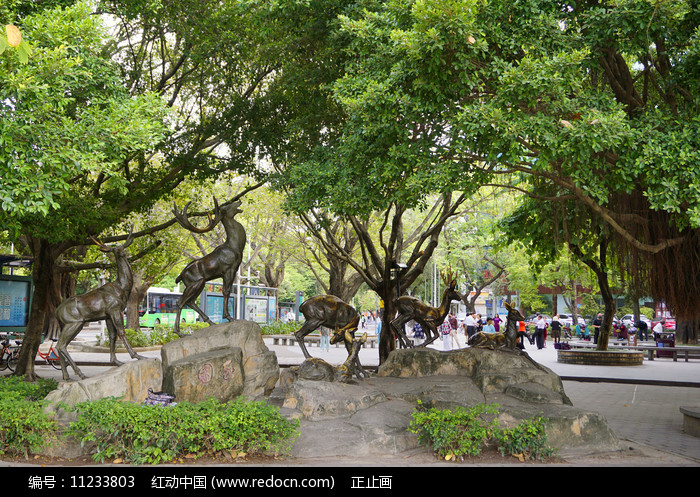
[
  {"xmin": 261, "ymin": 321, "xmax": 299, "ymax": 335},
  {"xmin": 100, "ymin": 323, "xmax": 210, "ymax": 348},
  {"xmin": 492, "ymin": 415, "xmax": 556, "ymax": 462},
  {"xmin": 0, "ymin": 376, "xmax": 58, "ymax": 457},
  {"xmin": 409, "ymin": 402, "xmax": 556, "ymax": 462},
  {"xmin": 66, "ymin": 397, "xmax": 299, "ymax": 464},
  {"xmin": 409, "ymin": 402, "xmax": 500, "ymax": 459},
  {"xmin": 0, "ymin": 375, "xmax": 58, "ymax": 401}
]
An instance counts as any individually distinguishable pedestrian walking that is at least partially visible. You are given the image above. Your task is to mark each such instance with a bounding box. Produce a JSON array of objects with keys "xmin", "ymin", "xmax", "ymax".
[
  {"xmin": 465, "ymin": 313, "xmax": 477, "ymax": 340},
  {"xmin": 320, "ymin": 326, "xmax": 330, "ymax": 352},
  {"xmin": 534, "ymin": 314, "xmax": 547, "ymax": 349},
  {"xmin": 551, "ymin": 315, "xmax": 562, "ymax": 345},
  {"xmin": 517, "ymin": 320, "xmax": 527, "ymax": 350},
  {"xmin": 593, "ymin": 313, "xmax": 602, "ymax": 344}
]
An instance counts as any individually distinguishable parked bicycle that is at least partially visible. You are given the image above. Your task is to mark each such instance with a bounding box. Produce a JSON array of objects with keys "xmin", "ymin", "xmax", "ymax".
[
  {"xmin": 0, "ymin": 334, "xmax": 21, "ymax": 372},
  {"xmin": 36, "ymin": 338, "xmax": 61, "ymax": 370}
]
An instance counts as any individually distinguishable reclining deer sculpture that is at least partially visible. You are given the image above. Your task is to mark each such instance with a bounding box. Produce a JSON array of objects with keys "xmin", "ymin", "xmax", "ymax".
[
  {"xmin": 468, "ymin": 301, "xmax": 525, "ymax": 350},
  {"xmin": 391, "ymin": 271, "xmax": 462, "ymax": 348},
  {"xmin": 171, "ymin": 197, "xmax": 245, "ymax": 336},
  {"xmin": 55, "ymin": 229, "xmax": 145, "ymax": 381},
  {"xmin": 295, "ymin": 295, "xmax": 369, "ymax": 379}
]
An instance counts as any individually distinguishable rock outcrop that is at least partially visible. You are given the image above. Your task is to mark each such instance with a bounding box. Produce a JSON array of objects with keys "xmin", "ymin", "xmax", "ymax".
[
  {"xmin": 276, "ymin": 347, "xmax": 621, "ymax": 459},
  {"xmin": 161, "ymin": 320, "xmax": 279, "ymax": 401}
]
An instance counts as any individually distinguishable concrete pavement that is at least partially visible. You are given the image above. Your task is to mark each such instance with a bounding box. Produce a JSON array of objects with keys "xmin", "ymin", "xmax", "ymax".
[{"xmin": 27, "ymin": 324, "xmax": 700, "ymax": 464}]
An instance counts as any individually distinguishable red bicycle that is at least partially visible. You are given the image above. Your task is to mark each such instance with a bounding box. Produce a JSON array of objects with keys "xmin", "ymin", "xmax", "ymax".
[
  {"xmin": 0, "ymin": 334, "xmax": 21, "ymax": 372},
  {"xmin": 36, "ymin": 338, "xmax": 61, "ymax": 370}
]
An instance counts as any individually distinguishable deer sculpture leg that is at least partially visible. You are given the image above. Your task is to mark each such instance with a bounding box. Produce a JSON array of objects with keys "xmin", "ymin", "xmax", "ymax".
[
  {"xmin": 390, "ymin": 316, "xmax": 414, "ymax": 348},
  {"xmin": 221, "ymin": 266, "xmax": 240, "ymax": 323},
  {"xmin": 335, "ymin": 331, "xmax": 369, "ymax": 382},
  {"xmin": 56, "ymin": 321, "xmax": 87, "ymax": 381},
  {"xmin": 107, "ymin": 311, "xmax": 146, "ymax": 363},
  {"xmin": 421, "ymin": 322, "xmax": 441, "ymax": 347},
  {"xmin": 295, "ymin": 319, "xmax": 325, "ymax": 359},
  {"xmin": 174, "ymin": 279, "xmax": 212, "ymax": 336}
]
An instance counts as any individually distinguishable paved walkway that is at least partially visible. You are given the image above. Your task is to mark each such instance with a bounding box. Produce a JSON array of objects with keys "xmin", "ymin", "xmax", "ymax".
[{"xmin": 24, "ymin": 325, "xmax": 700, "ymax": 465}]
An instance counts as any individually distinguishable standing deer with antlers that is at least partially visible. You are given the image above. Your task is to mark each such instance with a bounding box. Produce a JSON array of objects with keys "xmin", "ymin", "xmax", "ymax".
[
  {"xmin": 171, "ymin": 198, "xmax": 246, "ymax": 336},
  {"xmin": 391, "ymin": 271, "xmax": 462, "ymax": 348},
  {"xmin": 55, "ymin": 229, "xmax": 145, "ymax": 381}
]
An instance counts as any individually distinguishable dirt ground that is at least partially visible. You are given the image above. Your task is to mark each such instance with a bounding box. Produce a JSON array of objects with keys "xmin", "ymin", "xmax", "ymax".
[{"xmin": 5, "ymin": 438, "xmax": 697, "ymax": 468}]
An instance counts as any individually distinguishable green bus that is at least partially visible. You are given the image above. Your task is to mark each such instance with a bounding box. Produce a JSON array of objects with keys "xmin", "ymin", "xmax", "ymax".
[{"xmin": 139, "ymin": 287, "xmax": 196, "ymax": 327}]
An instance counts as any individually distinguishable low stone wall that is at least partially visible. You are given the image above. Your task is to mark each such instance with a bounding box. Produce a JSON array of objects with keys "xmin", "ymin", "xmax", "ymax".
[
  {"xmin": 680, "ymin": 406, "xmax": 700, "ymax": 437},
  {"xmin": 557, "ymin": 349, "xmax": 644, "ymax": 366}
]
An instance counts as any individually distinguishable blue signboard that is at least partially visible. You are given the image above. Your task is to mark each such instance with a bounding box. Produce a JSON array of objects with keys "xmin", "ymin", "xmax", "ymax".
[{"xmin": 0, "ymin": 277, "xmax": 31, "ymax": 329}]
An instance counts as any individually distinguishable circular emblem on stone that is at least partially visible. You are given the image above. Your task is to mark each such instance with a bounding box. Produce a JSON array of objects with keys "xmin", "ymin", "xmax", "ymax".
[{"xmin": 198, "ymin": 363, "xmax": 214, "ymax": 384}]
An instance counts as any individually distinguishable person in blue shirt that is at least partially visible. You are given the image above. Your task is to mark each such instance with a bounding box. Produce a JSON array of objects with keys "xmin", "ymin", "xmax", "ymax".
[{"xmin": 482, "ymin": 317, "xmax": 496, "ymax": 333}]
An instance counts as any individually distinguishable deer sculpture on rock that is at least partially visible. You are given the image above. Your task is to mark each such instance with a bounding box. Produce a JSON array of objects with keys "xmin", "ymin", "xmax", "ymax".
[
  {"xmin": 294, "ymin": 294, "xmax": 369, "ymax": 378},
  {"xmin": 391, "ymin": 271, "xmax": 462, "ymax": 348},
  {"xmin": 55, "ymin": 229, "xmax": 145, "ymax": 381},
  {"xmin": 171, "ymin": 197, "xmax": 246, "ymax": 336},
  {"xmin": 468, "ymin": 301, "xmax": 525, "ymax": 350}
]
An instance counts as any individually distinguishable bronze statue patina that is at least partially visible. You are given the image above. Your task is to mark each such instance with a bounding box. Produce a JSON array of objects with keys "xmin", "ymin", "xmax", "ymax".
[
  {"xmin": 55, "ymin": 230, "xmax": 145, "ymax": 381},
  {"xmin": 295, "ymin": 295, "xmax": 360, "ymax": 359},
  {"xmin": 468, "ymin": 301, "xmax": 525, "ymax": 350},
  {"xmin": 294, "ymin": 295, "xmax": 369, "ymax": 379},
  {"xmin": 172, "ymin": 197, "xmax": 246, "ymax": 335},
  {"xmin": 295, "ymin": 331, "xmax": 369, "ymax": 383},
  {"xmin": 390, "ymin": 271, "xmax": 461, "ymax": 348},
  {"xmin": 335, "ymin": 331, "xmax": 369, "ymax": 382}
]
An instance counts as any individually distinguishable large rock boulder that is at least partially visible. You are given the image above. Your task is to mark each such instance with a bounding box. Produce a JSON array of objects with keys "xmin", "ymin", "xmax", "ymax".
[
  {"xmin": 43, "ymin": 358, "xmax": 163, "ymax": 422},
  {"xmin": 378, "ymin": 347, "xmax": 571, "ymax": 403},
  {"xmin": 162, "ymin": 346, "xmax": 245, "ymax": 403},
  {"xmin": 161, "ymin": 320, "xmax": 279, "ymax": 401},
  {"xmin": 276, "ymin": 347, "xmax": 621, "ymax": 459}
]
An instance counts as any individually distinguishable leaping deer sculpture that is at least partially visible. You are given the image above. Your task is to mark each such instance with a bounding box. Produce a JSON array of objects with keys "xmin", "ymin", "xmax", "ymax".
[
  {"xmin": 390, "ymin": 270, "xmax": 461, "ymax": 348},
  {"xmin": 295, "ymin": 294, "xmax": 368, "ymax": 378},
  {"xmin": 55, "ymin": 229, "xmax": 145, "ymax": 381},
  {"xmin": 171, "ymin": 197, "xmax": 246, "ymax": 336}
]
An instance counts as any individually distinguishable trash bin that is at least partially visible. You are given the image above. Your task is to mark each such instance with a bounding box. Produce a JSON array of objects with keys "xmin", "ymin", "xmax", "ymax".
[{"xmin": 656, "ymin": 332, "xmax": 675, "ymax": 358}]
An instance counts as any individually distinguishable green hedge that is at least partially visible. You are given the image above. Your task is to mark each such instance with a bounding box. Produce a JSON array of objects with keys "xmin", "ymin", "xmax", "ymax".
[
  {"xmin": 0, "ymin": 376, "xmax": 298, "ymax": 465},
  {"xmin": 66, "ymin": 397, "xmax": 299, "ymax": 464},
  {"xmin": 260, "ymin": 321, "xmax": 299, "ymax": 335},
  {"xmin": 98, "ymin": 322, "xmax": 210, "ymax": 348},
  {"xmin": 0, "ymin": 376, "xmax": 59, "ymax": 457}
]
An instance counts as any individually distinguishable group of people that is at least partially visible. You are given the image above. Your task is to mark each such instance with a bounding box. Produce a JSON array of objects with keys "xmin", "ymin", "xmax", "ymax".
[{"xmin": 383, "ymin": 310, "xmax": 666, "ymax": 352}]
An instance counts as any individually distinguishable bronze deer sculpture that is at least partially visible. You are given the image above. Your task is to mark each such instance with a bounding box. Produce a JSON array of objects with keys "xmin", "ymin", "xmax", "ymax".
[
  {"xmin": 335, "ymin": 331, "xmax": 368, "ymax": 382},
  {"xmin": 294, "ymin": 294, "xmax": 368, "ymax": 378},
  {"xmin": 468, "ymin": 301, "xmax": 525, "ymax": 350},
  {"xmin": 390, "ymin": 271, "xmax": 461, "ymax": 348},
  {"xmin": 171, "ymin": 198, "xmax": 246, "ymax": 336},
  {"xmin": 55, "ymin": 229, "xmax": 145, "ymax": 381}
]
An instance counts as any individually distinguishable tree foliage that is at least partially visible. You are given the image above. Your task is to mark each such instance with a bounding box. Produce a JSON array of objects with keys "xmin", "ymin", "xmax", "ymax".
[{"xmin": 281, "ymin": 0, "xmax": 699, "ymax": 327}]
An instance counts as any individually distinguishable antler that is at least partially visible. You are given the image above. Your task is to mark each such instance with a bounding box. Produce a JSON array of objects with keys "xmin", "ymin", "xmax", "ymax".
[
  {"xmin": 90, "ymin": 225, "xmax": 134, "ymax": 252},
  {"xmin": 440, "ymin": 267, "xmax": 459, "ymax": 287},
  {"xmin": 172, "ymin": 198, "xmax": 222, "ymax": 233}
]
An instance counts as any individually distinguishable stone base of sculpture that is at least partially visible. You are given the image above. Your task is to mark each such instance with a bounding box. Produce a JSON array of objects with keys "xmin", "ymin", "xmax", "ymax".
[{"xmin": 273, "ymin": 347, "xmax": 622, "ymax": 460}]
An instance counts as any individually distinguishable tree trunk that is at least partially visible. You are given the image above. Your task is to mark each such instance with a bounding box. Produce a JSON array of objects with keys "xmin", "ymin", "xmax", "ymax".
[
  {"xmin": 675, "ymin": 317, "xmax": 699, "ymax": 345},
  {"xmin": 377, "ymin": 279, "xmax": 398, "ymax": 364},
  {"xmin": 14, "ymin": 238, "xmax": 61, "ymax": 380},
  {"xmin": 126, "ymin": 272, "xmax": 151, "ymax": 330},
  {"xmin": 569, "ymin": 235, "xmax": 615, "ymax": 351},
  {"xmin": 595, "ymin": 266, "xmax": 616, "ymax": 351}
]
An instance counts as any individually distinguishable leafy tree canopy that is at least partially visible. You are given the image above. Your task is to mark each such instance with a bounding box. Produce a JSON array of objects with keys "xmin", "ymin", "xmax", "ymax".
[{"xmin": 279, "ymin": 0, "xmax": 699, "ymax": 319}]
